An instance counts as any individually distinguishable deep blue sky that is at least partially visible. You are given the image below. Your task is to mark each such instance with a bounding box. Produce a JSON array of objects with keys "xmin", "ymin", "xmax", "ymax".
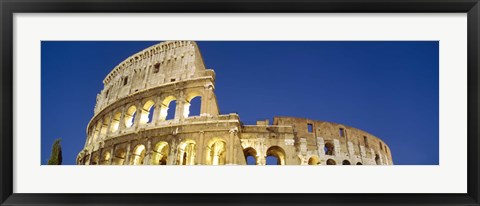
[{"xmin": 41, "ymin": 41, "xmax": 439, "ymax": 165}]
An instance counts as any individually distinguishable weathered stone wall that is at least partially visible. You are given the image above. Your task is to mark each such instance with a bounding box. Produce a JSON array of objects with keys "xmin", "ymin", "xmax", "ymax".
[
  {"xmin": 272, "ymin": 117, "xmax": 393, "ymax": 165},
  {"xmin": 94, "ymin": 41, "xmax": 209, "ymax": 114},
  {"xmin": 77, "ymin": 41, "xmax": 393, "ymax": 166}
]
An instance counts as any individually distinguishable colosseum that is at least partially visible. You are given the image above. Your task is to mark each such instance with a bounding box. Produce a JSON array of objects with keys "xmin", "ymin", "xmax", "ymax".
[{"xmin": 76, "ymin": 41, "xmax": 393, "ymax": 166}]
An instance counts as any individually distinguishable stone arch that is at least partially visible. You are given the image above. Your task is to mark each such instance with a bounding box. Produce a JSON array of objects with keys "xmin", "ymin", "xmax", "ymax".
[
  {"xmin": 101, "ymin": 151, "xmax": 111, "ymax": 165},
  {"xmin": 243, "ymin": 147, "xmax": 258, "ymax": 165},
  {"xmin": 205, "ymin": 138, "xmax": 227, "ymax": 165},
  {"xmin": 324, "ymin": 141, "xmax": 335, "ymax": 155},
  {"xmin": 184, "ymin": 90, "xmax": 203, "ymax": 118},
  {"xmin": 140, "ymin": 100, "xmax": 155, "ymax": 124},
  {"xmin": 308, "ymin": 155, "xmax": 320, "ymax": 165},
  {"xmin": 160, "ymin": 95, "xmax": 177, "ymax": 121},
  {"xmin": 110, "ymin": 111, "xmax": 121, "ymax": 132},
  {"xmin": 91, "ymin": 152, "xmax": 100, "ymax": 165},
  {"xmin": 356, "ymin": 162, "xmax": 363, "ymax": 165},
  {"xmin": 375, "ymin": 154, "xmax": 381, "ymax": 165},
  {"xmin": 326, "ymin": 159, "xmax": 336, "ymax": 165},
  {"xmin": 177, "ymin": 140, "xmax": 196, "ymax": 165},
  {"xmin": 124, "ymin": 105, "xmax": 137, "ymax": 128},
  {"xmin": 151, "ymin": 141, "xmax": 169, "ymax": 165},
  {"xmin": 342, "ymin": 160, "xmax": 351, "ymax": 165},
  {"xmin": 112, "ymin": 148, "xmax": 126, "ymax": 165},
  {"xmin": 130, "ymin": 144, "xmax": 146, "ymax": 165},
  {"xmin": 266, "ymin": 146, "xmax": 286, "ymax": 165}
]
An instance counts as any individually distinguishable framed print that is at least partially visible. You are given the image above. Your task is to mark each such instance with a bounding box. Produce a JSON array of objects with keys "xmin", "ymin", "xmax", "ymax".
[{"xmin": 1, "ymin": 0, "xmax": 479, "ymax": 205}]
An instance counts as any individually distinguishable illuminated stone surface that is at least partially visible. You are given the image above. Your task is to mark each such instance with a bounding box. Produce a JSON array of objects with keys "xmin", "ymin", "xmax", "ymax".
[{"xmin": 77, "ymin": 41, "xmax": 393, "ymax": 165}]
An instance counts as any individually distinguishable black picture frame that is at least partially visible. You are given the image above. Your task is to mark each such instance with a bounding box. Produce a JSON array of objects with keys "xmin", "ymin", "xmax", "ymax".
[{"xmin": 1, "ymin": 0, "xmax": 479, "ymax": 205}]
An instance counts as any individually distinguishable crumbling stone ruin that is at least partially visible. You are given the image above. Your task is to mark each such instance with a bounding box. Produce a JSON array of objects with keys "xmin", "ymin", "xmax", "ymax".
[{"xmin": 77, "ymin": 41, "xmax": 393, "ymax": 165}]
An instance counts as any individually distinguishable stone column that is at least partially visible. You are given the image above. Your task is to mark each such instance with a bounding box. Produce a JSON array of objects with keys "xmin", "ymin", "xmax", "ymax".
[
  {"xmin": 227, "ymin": 127, "xmax": 237, "ymax": 164},
  {"xmin": 187, "ymin": 144, "xmax": 195, "ymax": 165},
  {"xmin": 174, "ymin": 98, "xmax": 186, "ymax": 121},
  {"xmin": 167, "ymin": 138, "xmax": 177, "ymax": 165},
  {"xmin": 142, "ymin": 65, "xmax": 150, "ymax": 89},
  {"xmin": 200, "ymin": 85, "xmax": 213, "ymax": 116},
  {"xmin": 370, "ymin": 148, "xmax": 375, "ymax": 162},
  {"xmin": 151, "ymin": 103, "xmax": 161, "ymax": 125},
  {"xmin": 347, "ymin": 141, "xmax": 354, "ymax": 158},
  {"xmin": 316, "ymin": 137, "xmax": 325, "ymax": 158},
  {"xmin": 144, "ymin": 139, "xmax": 152, "ymax": 165},
  {"xmin": 359, "ymin": 145, "xmax": 366, "ymax": 163},
  {"xmin": 105, "ymin": 113, "xmax": 114, "ymax": 138},
  {"xmin": 333, "ymin": 139, "xmax": 341, "ymax": 156},
  {"xmin": 118, "ymin": 106, "xmax": 127, "ymax": 132},
  {"xmin": 109, "ymin": 147, "xmax": 114, "ymax": 165},
  {"xmin": 195, "ymin": 131, "xmax": 205, "ymax": 165},
  {"xmin": 124, "ymin": 143, "xmax": 132, "ymax": 165},
  {"xmin": 97, "ymin": 148, "xmax": 104, "ymax": 165},
  {"xmin": 256, "ymin": 155, "xmax": 266, "ymax": 165},
  {"xmin": 133, "ymin": 102, "xmax": 142, "ymax": 129}
]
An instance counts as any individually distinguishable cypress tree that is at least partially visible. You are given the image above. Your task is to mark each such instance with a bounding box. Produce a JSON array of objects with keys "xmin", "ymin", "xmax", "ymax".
[{"xmin": 47, "ymin": 138, "xmax": 63, "ymax": 165}]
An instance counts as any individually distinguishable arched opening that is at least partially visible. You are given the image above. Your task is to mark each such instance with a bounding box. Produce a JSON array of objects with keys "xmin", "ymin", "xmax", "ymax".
[
  {"xmin": 159, "ymin": 96, "xmax": 177, "ymax": 121},
  {"xmin": 308, "ymin": 156, "xmax": 320, "ymax": 165},
  {"xmin": 266, "ymin": 156, "xmax": 278, "ymax": 165},
  {"xmin": 91, "ymin": 153, "xmax": 100, "ymax": 165},
  {"xmin": 243, "ymin": 147, "xmax": 258, "ymax": 165},
  {"xmin": 112, "ymin": 148, "xmax": 126, "ymax": 165},
  {"xmin": 326, "ymin": 159, "xmax": 336, "ymax": 165},
  {"xmin": 100, "ymin": 117, "xmax": 109, "ymax": 139},
  {"xmin": 140, "ymin": 100, "xmax": 155, "ymax": 124},
  {"xmin": 324, "ymin": 142, "xmax": 335, "ymax": 155},
  {"xmin": 356, "ymin": 162, "xmax": 363, "ymax": 165},
  {"xmin": 110, "ymin": 112, "xmax": 121, "ymax": 132},
  {"xmin": 266, "ymin": 146, "xmax": 286, "ymax": 165},
  {"xmin": 124, "ymin": 105, "xmax": 137, "ymax": 128},
  {"xmin": 177, "ymin": 140, "xmax": 196, "ymax": 165},
  {"xmin": 101, "ymin": 151, "xmax": 111, "ymax": 165},
  {"xmin": 131, "ymin": 144, "xmax": 146, "ymax": 165},
  {"xmin": 184, "ymin": 92, "xmax": 202, "ymax": 118},
  {"xmin": 339, "ymin": 128, "xmax": 346, "ymax": 137},
  {"xmin": 375, "ymin": 154, "xmax": 381, "ymax": 165},
  {"xmin": 151, "ymin": 141, "xmax": 169, "ymax": 165},
  {"xmin": 206, "ymin": 139, "xmax": 227, "ymax": 165},
  {"xmin": 342, "ymin": 160, "xmax": 351, "ymax": 165}
]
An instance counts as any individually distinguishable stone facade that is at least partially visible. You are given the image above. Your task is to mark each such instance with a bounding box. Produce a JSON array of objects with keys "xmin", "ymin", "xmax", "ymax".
[{"xmin": 77, "ymin": 41, "xmax": 393, "ymax": 166}]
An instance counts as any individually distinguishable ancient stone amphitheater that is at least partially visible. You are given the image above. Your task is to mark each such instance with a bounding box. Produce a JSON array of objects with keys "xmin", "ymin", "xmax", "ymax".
[{"xmin": 77, "ymin": 41, "xmax": 393, "ymax": 166}]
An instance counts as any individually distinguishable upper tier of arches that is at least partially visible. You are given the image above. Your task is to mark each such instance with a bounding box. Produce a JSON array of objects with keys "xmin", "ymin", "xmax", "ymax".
[{"xmin": 93, "ymin": 41, "xmax": 211, "ymax": 114}]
